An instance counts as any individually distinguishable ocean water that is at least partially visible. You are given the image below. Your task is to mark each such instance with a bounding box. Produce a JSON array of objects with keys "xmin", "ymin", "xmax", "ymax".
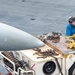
[{"xmin": 0, "ymin": 0, "xmax": 75, "ymax": 74}]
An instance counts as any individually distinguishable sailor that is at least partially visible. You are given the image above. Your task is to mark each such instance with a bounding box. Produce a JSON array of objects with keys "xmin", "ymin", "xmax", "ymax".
[{"xmin": 66, "ymin": 16, "xmax": 75, "ymax": 36}]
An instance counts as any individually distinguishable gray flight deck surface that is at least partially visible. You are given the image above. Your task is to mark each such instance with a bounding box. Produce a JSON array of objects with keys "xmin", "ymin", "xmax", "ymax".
[
  {"xmin": 0, "ymin": 0, "xmax": 75, "ymax": 74},
  {"xmin": 0, "ymin": 0, "xmax": 75, "ymax": 36}
]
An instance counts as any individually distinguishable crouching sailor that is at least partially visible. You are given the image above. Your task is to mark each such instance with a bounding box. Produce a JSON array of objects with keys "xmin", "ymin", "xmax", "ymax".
[{"xmin": 66, "ymin": 16, "xmax": 75, "ymax": 36}]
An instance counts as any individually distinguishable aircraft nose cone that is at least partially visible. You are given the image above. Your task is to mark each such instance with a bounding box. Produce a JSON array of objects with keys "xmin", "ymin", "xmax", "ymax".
[{"xmin": 0, "ymin": 23, "xmax": 45, "ymax": 51}]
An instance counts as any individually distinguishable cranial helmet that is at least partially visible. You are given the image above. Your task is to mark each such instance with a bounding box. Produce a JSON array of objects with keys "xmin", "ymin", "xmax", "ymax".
[{"xmin": 69, "ymin": 16, "xmax": 75, "ymax": 24}]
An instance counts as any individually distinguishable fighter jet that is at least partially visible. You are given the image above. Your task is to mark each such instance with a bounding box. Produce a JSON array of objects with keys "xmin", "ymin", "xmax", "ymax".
[{"xmin": 0, "ymin": 23, "xmax": 45, "ymax": 51}]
